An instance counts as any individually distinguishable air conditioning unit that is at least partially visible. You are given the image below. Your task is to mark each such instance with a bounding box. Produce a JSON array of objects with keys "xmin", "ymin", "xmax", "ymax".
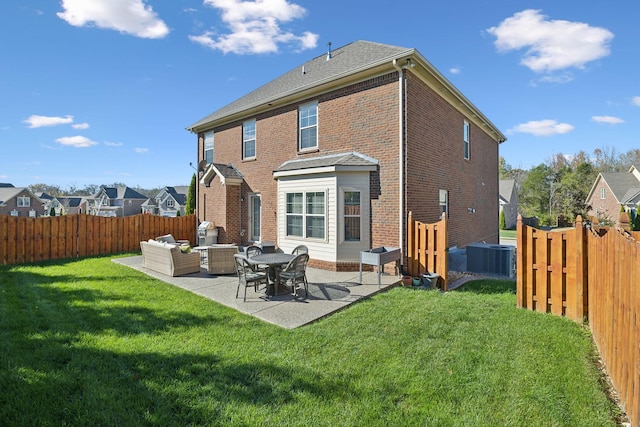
[{"xmin": 466, "ymin": 243, "xmax": 515, "ymax": 278}]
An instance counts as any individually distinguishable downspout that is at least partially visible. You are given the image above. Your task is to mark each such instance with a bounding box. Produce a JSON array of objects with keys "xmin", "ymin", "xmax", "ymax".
[{"xmin": 392, "ymin": 59, "xmax": 406, "ymax": 272}]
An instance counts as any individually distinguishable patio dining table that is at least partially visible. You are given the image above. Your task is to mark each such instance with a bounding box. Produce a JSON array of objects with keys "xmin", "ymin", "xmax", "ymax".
[{"xmin": 246, "ymin": 253, "xmax": 296, "ymax": 296}]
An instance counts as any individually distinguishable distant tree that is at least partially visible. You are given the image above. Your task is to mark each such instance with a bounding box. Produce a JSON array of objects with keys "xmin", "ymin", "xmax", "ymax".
[
  {"xmin": 176, "ymin": 210, "xmax": 181, "ymax": 217},
  {"xmin": 499, "ymin": 209, "xmax": 506, "ymax": 230},
  {"xmin": 29, "ymin": 184, "xmax": 62, "ymax": 197},
  {"xmin": 619, "ymin": 148, "xmax": 640, "ymax": 170},
  {"xmin": 186, "ymin": 174, "xmax": 196, "ymax": 215},
  {"xmin": 634, "ymin": 212, "xmax": 640, "ymax": 231},
  {"xmin": 49, "ymin": 206, "xmax": 56, "ymax": 216},
  {"xmin": 556, "ymin": 162, "xmax": 596, "ymax": 221},
  {"xmin": 520, "ymin": 164, "xmax": 553, "ymax": 224},
  {"xmin": 499, "ymin": 156, "xmax": 512, "ymax": 179}
]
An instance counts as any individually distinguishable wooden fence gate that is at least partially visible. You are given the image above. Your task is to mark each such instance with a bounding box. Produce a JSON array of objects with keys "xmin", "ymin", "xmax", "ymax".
[{"xmin": 406, "ymin": 212, "xmax": 448, "ymax": 290}]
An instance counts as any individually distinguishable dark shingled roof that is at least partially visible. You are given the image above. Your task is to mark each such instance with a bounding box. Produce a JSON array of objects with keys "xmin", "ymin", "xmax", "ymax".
[
  {"xmin": 601, "ymin": 172, "xmax": 640, "ymax": 202},
  {"xmin": 188, "ymin": 41, "xmax": 412, "ymax": 131},
  {"xmin": 275, "ymin": 152, "xmax": 378, "ymax": 172},
  {"xmin": 212, "ymin": 163, "xmax": 244, "ymax": 179}
]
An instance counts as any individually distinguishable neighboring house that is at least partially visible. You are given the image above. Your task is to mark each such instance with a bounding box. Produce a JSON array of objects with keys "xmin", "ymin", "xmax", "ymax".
[
  {"xmin": 586, "ymin": 165, "xmax": 640, "ymax": 223},
  {"xmin": 86, "ymin": 186, "xmax": 147, "ymax": 217},
  {"xmin": 187, "ymin": 40, "xmax": 506, "ymax": 271},
  {"xmin": 142, "ymin": 186, "xmax": 188, "ymax": 216},
  {"xmin": 0, "ymin": 184, "xmax": 44, "ymax": 217},
  {"xmin": 499, "ymin": 179, "xmax": 519, "ymax": 229},
  {"xmin": 38, "ymin": 193, "xmax": 85, "ymax": 216}
]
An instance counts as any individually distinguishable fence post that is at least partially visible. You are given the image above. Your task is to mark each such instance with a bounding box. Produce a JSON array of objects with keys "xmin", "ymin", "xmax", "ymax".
[
  {"xmin": 574, "ymin": 215, "xmax": 586, "ymax": 321},
  {"xmin": 438, "ymin": 212, "xmax": 449, "ymax": 291},
  {"xmin": 516, "ymin": 214, "xmax": 525, "ymax": 309}
]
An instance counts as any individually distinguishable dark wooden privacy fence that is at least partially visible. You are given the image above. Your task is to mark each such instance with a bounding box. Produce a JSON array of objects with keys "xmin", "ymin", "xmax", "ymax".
[
  {"xmin": 406, "ymin": 212, "xmax": 448, "ymax": 290},
  {"xmin": 0, "ymin": 214, "xmax": 197, "ymax": 265},
  {"xmin": 516, "ymin": 214, "xmax": 640, "ymax": 426}
]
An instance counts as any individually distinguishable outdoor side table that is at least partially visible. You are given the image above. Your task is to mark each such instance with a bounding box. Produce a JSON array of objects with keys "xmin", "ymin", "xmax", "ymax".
[{"xmin": 359, "ymin": 247, "xmax": 401, "ymax": 288}]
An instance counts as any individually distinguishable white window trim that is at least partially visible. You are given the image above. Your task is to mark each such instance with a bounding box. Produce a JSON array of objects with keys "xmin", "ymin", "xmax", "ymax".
[
  {"xmin": 243, "ymin": 119, "xmax": 256, "ymax": 160},
  {"xmin": 298, "ymin": 101, "xmax": 318, "ymax": 152},
  {"xmin": 285, "ymin": 190, "xmax": 327, "ymax": 241},
  {"xmin": 17, "ymin": 196, "xmax": 30, "ymax": 207},
  {"xmin": 248, "ymin": 193, "xmax": 261, "ymax": 242},
  {"xmin": 439, "ymin": 189, "xmax": 449, "ymax": 218},
  {"xmin": 463, "ymin": 121, "xmax": 470, "ymax": 160},
  {"xmin": 204, "ymin": 130, "xmax": 214, "ymax": 164},
  {"xmin": 600, "ymin": 188, "xmax": 606, "ymax": 199},
  {"xmin": 341, "ymin": 189, "xmax": 361, "ymax": 243}
]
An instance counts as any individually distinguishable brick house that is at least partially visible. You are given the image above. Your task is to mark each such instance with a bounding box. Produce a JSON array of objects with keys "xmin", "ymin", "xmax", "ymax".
[
  {"xmin": 187, "ymin": 41, "xmax": 506, "ymax": 271},
  {"xmin": 586, "ymin": 165, "xmax": 640, "ymax": 223},
  {"xmin": 142, "ymin": 186, "xmax": 189, "ymax": 217},
  {"xmin": 0, "ymin": 184, "xmax": 44, "ymax": 218},
  {"xmin": 85, "ymin": 185, "xmax": 147, "ymax": 217}
]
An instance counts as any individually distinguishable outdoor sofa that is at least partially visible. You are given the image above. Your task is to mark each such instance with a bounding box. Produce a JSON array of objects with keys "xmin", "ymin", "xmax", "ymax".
[{"xmin": 140, "ymin": 240, "xmax": 201, "ymax": 277}]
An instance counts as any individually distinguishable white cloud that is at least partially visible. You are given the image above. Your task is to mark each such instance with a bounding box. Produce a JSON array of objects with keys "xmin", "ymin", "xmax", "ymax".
[
  {"xmin": 57, "ymin": 0, "xmax": 169, "ymax": 39},
  {"xmin": 537, "ymin": 72, "xmax": 574, "ymax": 84},
  {"xmin": 135, "ymin": 147, "xmax": 149, "ymax": 153},
  {"xmin": 449, "ymin": 67, "xmax": 461, "ymax": 75},
  {"xmin": 592, "ymin": 115, "xmax": 625, "ymax": 125},
  {"xmin": 72, "ymin": 122, "xmax": 90, "ymax": 129},
  {"xmin": 104, "ymin": 141, "xmax": 123, "ymax": 147},
  {"xmin": 487, "ymin": 9, "xmax": 613, "ymax": 73},
  {"xmin": 55, "ymin": 136, "xmax": 99, "ymax": 148},
  {"xmin": 24, "ymin": 114, "xmax": 73, "ymax": 128},
  {"xmin": 632, "ymin": 96, "xmax": 640, "ymax": 106},
  {"xmin": 190, "ymin": 0, "xmax": 318, "ymax": 54},
  {"xmin": 508, "ymin": 119, "xmax": 575, "ymax": 136}
]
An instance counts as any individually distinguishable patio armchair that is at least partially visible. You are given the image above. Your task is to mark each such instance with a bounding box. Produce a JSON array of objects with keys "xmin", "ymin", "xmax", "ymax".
[
  {"xmin": 234, "ymin": 254, "xmax": 269, "ymax": 301},
  {"xmin": 279, "ymin": 253, "xmax": 310, "ymax": 297},
  {"xmin": 206, "ymin": 244, "xmax": 239, "ymax": 275}
]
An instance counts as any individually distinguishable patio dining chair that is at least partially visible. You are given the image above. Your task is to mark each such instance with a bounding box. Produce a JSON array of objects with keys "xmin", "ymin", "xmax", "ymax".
[
  {"xmin": 279, "ymin": 253, "xmax": 309, "ymax": 297},
  {"xmin": 245, "ymin": 245, "xmax": 269, "ymax": 274},
  {"xmin": 234, "ymin": 254, "xmax": 269, "ymax": 301},
  {"xmin": 291, "ymin": 245, "xmax": 308, "ymax": 255}
]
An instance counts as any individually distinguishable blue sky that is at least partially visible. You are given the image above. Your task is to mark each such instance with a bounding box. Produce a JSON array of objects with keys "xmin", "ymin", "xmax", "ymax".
[{"xmin": 1, "ymin": 1, "xmax": 638, "ymax": 189}]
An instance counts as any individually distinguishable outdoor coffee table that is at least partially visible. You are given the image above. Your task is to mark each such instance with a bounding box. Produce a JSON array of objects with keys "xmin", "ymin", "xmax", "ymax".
[
  {"xmin": 246, "ymin": 253, "xmax": 295, "ymax": 296},
  {"xmin": 192, "ymin": 246, "xmax": 209, "ymax": 265}
]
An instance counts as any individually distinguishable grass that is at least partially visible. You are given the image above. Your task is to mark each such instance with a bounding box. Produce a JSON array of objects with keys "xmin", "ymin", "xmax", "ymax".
[
  {"xmin": 499, "ymin": 229, "xmax": 517, "ymax": 238},
  {"xmin": 0, "ymin": 255, "xmax": 618, "ymax": 426}
]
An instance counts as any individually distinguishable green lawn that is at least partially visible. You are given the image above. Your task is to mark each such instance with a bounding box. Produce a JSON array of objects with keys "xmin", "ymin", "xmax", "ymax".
[
  {"xmin": 0, "ymin": 255, "xmax": 618, "ymax": 426},
  {"xmin": 500, "ymin": 229, "xmax": 517, "ymax": 238}
]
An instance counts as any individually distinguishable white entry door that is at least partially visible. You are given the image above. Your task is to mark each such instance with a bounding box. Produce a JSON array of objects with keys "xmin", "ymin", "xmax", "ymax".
[{"xmin": 248, "ymin": 194, "xmax": 261, "ymax": 242}]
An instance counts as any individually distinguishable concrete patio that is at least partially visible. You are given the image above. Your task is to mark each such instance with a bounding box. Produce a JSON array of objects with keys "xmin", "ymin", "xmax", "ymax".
[{"xmin": 113, "ymin": 255, "xmax": 401, "ymax": 329}]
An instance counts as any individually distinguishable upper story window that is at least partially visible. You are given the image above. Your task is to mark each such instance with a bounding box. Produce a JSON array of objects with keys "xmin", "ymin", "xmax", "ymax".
[
  {"xmin": 167, "ymin": 199, "xmax": 175, "ymax": 208},
  {"xmin": 17, "ymin": 196, "xmax": 30, "ymax": 207},
  {"xmin": 463, "ymin": 121, "xmax": 470, "ymax": 160},
  {"xmin": 286, "ymin": 190, "xmax": 325, "ymax": 240},
  {"xmin": 299, "ymin": 102, "xmax": 318, "ymax": 151},
  {"xmin": 600, "ymin": 188, "xmax": 606, "ymax": 199},
  {"xmin": 204, "ymin": 130, "xmax": 214, "ymax": 164},
  {"xmin": 243, "ymin": 119, "xmax": 256, "ymax": 159}
]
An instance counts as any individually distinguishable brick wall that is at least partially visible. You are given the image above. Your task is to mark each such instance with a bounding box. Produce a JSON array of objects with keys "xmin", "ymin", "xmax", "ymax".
[
  {"xmin": 587, "ymin": 179, "xmax": 620, "ymax": 223},
  {"xmin": 405, "ymin": 72, "xmax": 499, "ymax": 247},
  {"xmin": 196, "ymin": 69, "xmax": 500, "ymax": 260}
]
